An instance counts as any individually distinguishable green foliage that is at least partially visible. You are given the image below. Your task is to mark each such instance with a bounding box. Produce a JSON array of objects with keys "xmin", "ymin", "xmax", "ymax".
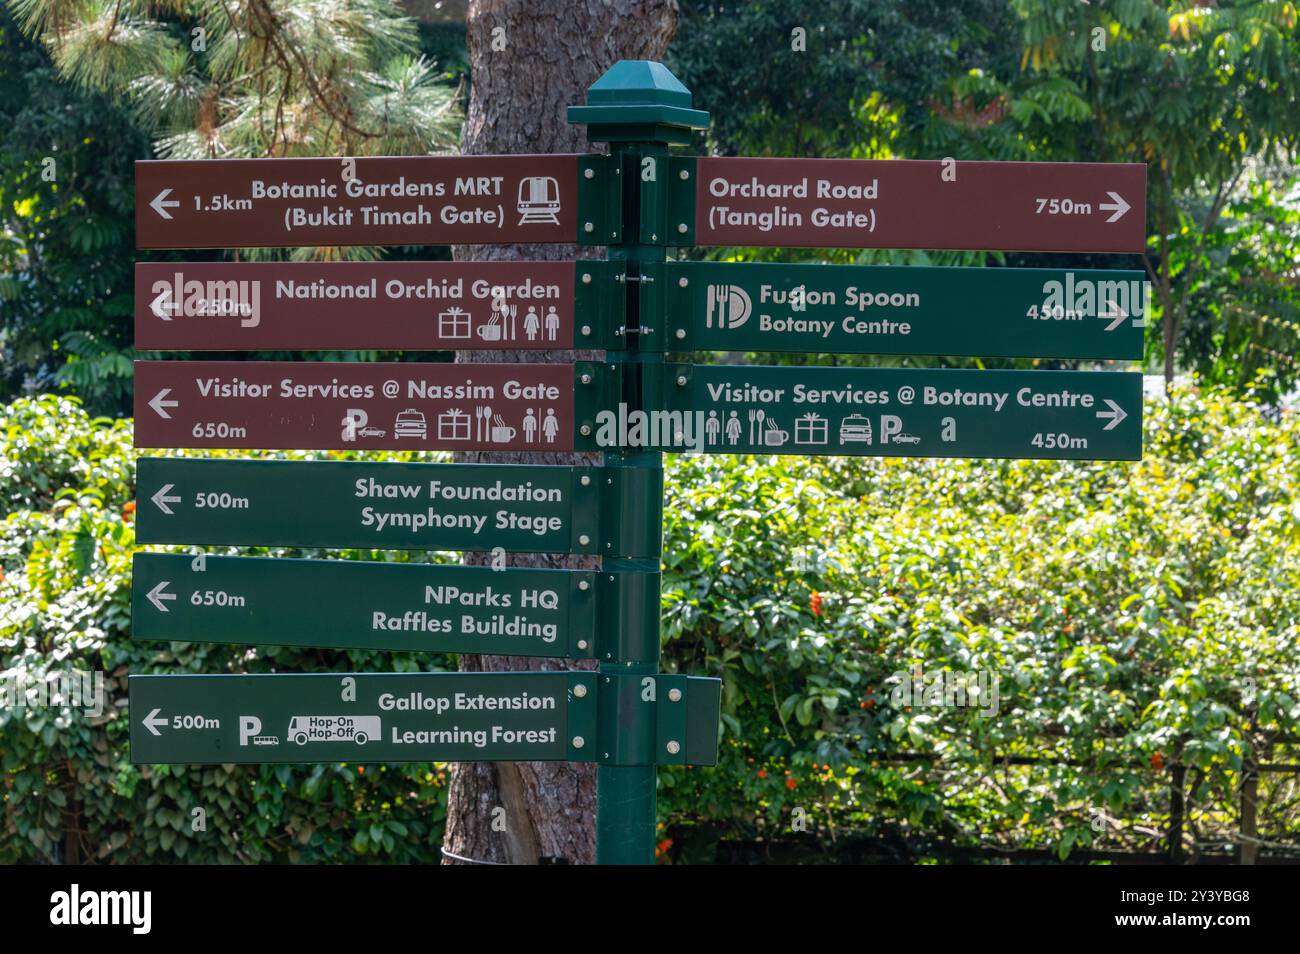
[
  {"xmin": 657, "ymin": 382, "xmax": 1300, "ymax": 861},
  {"xmin": 1, "ymin": 394, "xmax": 455, "ymax": 863}
]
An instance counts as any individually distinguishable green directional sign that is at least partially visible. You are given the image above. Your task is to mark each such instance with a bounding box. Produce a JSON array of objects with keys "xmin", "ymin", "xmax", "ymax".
[
  {"xmin": 664, "ymin": 262, "xmax": 1146, "ymax": 360},
  {"xmin": 135, "ymin": 457, "xmax": 603, "ymax": 554},
  {"xmin": 129, "ymin": 670, "xmax": 723, "ymax": 765},
  {"xmin": 132, "ymin": 553, "xmax": 602, "ymax": 658},
  {"xmin": 130, "ymin": 671, "xmax": 595, "ymax": 764},
  {"xmin": 663, "ymin": 365, "xmax": 1142, "ymax": 461}
]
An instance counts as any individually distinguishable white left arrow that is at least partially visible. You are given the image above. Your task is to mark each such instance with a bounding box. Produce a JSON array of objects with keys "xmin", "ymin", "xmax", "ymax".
[
  {"xmin": 149, "ymin": 388, "xmax": 178, "ymax": 418},
  {"xmin": 150, "ymin": 189, "xmax": 180, "ymax": 220},
  {"xmin": 150, "ymin": 483, "xmax": 181, "ymax": 515},
  {"xmin": 142, "ymin": 708, "xmax": 168, "ymax": 736},
  {"xmin": 146, "ymin": 581, "xmax": 176, "ymax": 613},
  {"xmin": 1097, "ymin": 399, "xmax": 1128, "ymax": 430},
  {"xmin": 151, "ymin": 288, "xmax": 173, "ymax": 320},
  {"xmin": 1098, "ymin": 191, "xmax": 1130, "ymax": 223}
]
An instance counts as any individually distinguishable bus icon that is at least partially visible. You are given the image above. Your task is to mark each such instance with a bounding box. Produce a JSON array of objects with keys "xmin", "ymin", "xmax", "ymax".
[{"xmin": 287, "ymin": 715, "xmax": 382, "ymax": 746}]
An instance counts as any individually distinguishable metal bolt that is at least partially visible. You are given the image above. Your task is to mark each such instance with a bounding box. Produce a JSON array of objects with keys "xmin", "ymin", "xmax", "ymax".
[
  {"xmin": 666, "ymin": 741, "xmax": 681, "ymax": 755},
  {"xmin": 677, "ymin": 223, "xmax": 688, "ymax": 234},
  {"xmin": 675, "ymin": 329, "xmax": 686, "ymax": 340},
  {"xmin": 572, "ymin": 736, "xmax": 585, "ymax": 749},
  {"xmin": 679, "ymin": 169, "xmax": 690, "ymax": 180},
  {"xmin": 581, "ymin": 324, "xmax": 591, "ymax": 336},
  {"xmin": 678, "ymin": 277, "xmax": 688, "ymax": 287},
  {"xmin": 580, "ymin": 475, "xmax": 591, "ymax": 487},
  {"xmin": 573, "ymin": 684, "xmax": 588, "ymax": 698},
  {"xmin": 581, "ymin": 272, "xmax": 592, "ymax": 284},
  {"xmin": 584, "ymin": 222, "xmax": 594, "ymax": 233},
  {"xmin": 676, "ymin": 375, "xmax": 687, "ymax": 386},
  {"xmin": 650, "ymin": 233, "xmax": 658, "ymax": 242},
  {"xmin": 577, "ymin": 639, "xmax": 588, "ymax": 650},
  {"xmin": 668, "ymin": 688, "xmax": 682, "ymax": 702},
  {"xmin": 580, "ymin": 373, "xmax": 592, "ymax": 384},
  {"xmin": 584, "ymin": 168, "xmax": 595, "ymax": 179},
  {"xmin": 578, "ymin": 579, "xmax": 590, "ymax": 591},
  {"xmin": 580, "ymin": 424, "xmax": 591, "ymax": 436},
  {"xmin": 579, "ymin": 534, "xmax": 590, "ymax": 546}
]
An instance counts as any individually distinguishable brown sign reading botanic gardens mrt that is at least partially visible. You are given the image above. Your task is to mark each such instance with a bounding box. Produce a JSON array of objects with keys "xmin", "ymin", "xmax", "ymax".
[
  {"xmin": 136, "ymin": 155, "xmax": 579, "ymax": 248},
  {"xmin": 135, "ymin": 261, "xmax": 575, "ymax": 350},
  {"xmin": 693, "ymin": 158, "xmax": 1147, "ymax": 253},
  {"xmin": 133, "ymin": 361, "xmax": 574, "ymax": 452}
]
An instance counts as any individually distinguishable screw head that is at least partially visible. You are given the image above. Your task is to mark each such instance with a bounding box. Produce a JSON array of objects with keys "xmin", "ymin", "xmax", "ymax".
[
  {"xmin": 675, "ymin": 328, "xmax": 686, "ymax": 340},
  {"xmin": 584, "ymin": 222, "xmax": 594, "ymax": 233},
  {"xmin": 650, "ymin": 234, "xmax": 658, "ymax": 242},
  {"xmin": 578, "ymin": 579, "xmax": 590, "ymax": 591},
  {"xmin": 581, "ymin": 324, "xmax": 591, "ymax": 336},
  {"xmin": 676, "ymin": 375, "xmax": 687, "ymax": 386},
  {"xmin": 573, "ymin": 684, "xmax": 588, "ymax": 698},
  {"xmin": 677, "ymin": 223, "xmax": 688, "ymax": 234},
  {"xmin": 580, "ymin": 373, "xmax": 592, "ymax": 384},
  {"xmin": 666, "ymin": 740, "xmax": 681, "ymax": 755},
  {"xmin": 580, "ymin": 424, "xmax": 591, "ymax": 436},
  {"xmin": 579, "ymin": 534, "xmax": 590, "ymax": 546},
  {"xmin": 584, "ymin": 168, "xmax": 595, "ymax": 179},
  {"xmin": 577, "ymin": 639, "xmax": 588, "ymax": 650},
  {"xmin": 572, "ymin": 736, "xmax": 585, "ymax": 749},
  {"xmin": 581, "ymin": 272, "xmax": 592, "ymax": 284},
  {"xmin": 678, "ymin": 277, "xmax": 689, "ymax": 287},
  {"xmin": 679, "ymin": 169, "xmax": 689, "ymax": 180},
  {"xmin": 580, "ymin": 475, "xmax": 591, "ymax": 486},
  {"xmin": 668, "ymin": 688, "xmax": 682, "ymax": 702}
]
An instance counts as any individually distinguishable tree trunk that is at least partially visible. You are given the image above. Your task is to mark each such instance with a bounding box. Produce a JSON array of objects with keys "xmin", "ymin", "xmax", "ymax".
[{"xmin": 441, "ymin": 0, "xmax": 678, "ymax": 866}]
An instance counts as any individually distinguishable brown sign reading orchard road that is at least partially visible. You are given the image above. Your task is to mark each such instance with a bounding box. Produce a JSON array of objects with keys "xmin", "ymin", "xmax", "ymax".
[
  {"xmin": 135, "ymin": 261, "xmax": 575, "ymax": 350},
  {"xmin": 694, "ymin": 158, "xmax": 1146, "ymax": 253},
  {"xmin": 134, "ymin": 361, "xmax": 574, "ymax": 452},
  {"xmin": 136, "ymin": 155, "xmax": 578, "ymax": 249}
]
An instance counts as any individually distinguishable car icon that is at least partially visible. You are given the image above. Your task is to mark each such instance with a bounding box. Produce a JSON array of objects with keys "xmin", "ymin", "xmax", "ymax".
[
  {"xmin": 358, "ymin": 426, "xmax": 386, "ymax": 438},
  {"xmin": 893, "ymin": 433, "xmax": 921, "ymax": 445},
  {"xmin": 839, "ymin": 414, "xmax": 873, "ymax": 444},
  {"xmin": 394, "ymin": 409, "xmax": 427, "ymax": 439}
]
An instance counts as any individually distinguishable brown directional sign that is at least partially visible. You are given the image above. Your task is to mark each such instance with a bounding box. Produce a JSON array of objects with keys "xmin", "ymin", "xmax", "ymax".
[
  {"xmin": 135, "ymin": 261, "xmax": 575, "ymax": 350},
  {"xmin": 693, "ymin": 157, "xmax": 1146, "ymax": 253},
  {"xmin": 134, "ymin": 360, "xmax": 574, "ymax": 452},
  {"xmin": 136, "ymin": 155, "xmax": 578, "ymax": 249}
]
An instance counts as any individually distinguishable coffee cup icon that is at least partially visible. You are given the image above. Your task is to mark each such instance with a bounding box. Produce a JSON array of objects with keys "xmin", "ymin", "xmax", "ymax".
[
  {"xmin": 491, "ymin": 421, "xmax": 516, "ymax": 442},
  {"xmin": 477, "ymin": 323, "xmax": 502, "ymax": 341}
]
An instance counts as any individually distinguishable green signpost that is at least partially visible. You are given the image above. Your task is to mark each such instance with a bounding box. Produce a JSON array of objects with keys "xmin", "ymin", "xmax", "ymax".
[
  {"xmin": 132, "ymin": 553, "xmax": 606, "ymax": 658},
  {"xmin": 660, "ymin": 366, "xmax": 1142, "ymax": 460},
  {"xmin": 129, "ymin": 58, "xmax": 1145, "ymax": 865},
  {"xmin": 663, "ymin": 262, "xmax": 1146, "ymax": 359}
]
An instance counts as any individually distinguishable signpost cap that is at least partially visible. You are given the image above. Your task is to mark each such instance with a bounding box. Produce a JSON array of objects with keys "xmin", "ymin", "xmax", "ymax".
[{"xmin": 568, "ymin": 60, "xmax": 709, "ymax": 144}]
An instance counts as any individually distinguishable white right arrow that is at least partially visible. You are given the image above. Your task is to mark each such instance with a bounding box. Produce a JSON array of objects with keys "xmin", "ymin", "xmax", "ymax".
[
  {"xmin": 146, "ymin": 581, "xmax": 176, "ymax": 613},
  {"xmin": 149, "ymin": 388, "xmax": 178, "ymax": 419},
  {"xmin": 142, "ymin": 708, "xmax": 168, "ymax": 737},
  {"xmin": 1098, "ymin": 191, "xmax": 1130, "ymax": 223},
  {"xmin": 1101, "ymin": 300, "xmax": 1128, "ymax": 332},
  {"xmin": 150, "ymin": 288, "xmax": 173, "ymax": 321},
  {"xmin": 1097, "ymin": 399, "xmax": 1128, "ymax": 430},
  {"xmin": 150, "ymin": 189, "xmax": 179, "ymax": 220},
  {"xmin": 150, "ymin": 483, "xmax": 181, "ymax": 515}
]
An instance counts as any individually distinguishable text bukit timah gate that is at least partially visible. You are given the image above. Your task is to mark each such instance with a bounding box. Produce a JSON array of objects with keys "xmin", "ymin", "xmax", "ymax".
[{"xmin": 128, "ymin": 59, "xmax": 1145, "ymax": 865}]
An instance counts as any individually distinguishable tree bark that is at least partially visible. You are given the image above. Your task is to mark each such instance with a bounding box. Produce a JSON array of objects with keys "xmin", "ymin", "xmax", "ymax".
[{"xmin": 441, "ymin": 0, "xmax": 677, "ymax": 866}]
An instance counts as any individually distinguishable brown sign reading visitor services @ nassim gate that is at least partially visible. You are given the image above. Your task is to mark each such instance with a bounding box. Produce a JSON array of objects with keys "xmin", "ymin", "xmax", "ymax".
[
  {"xmin": 136, "ymin": 155, "xmax": 578, "ymax": 249},
  {"xmin": 693, "ymin": 157, "xmax": 1147, "ymax": 253},
  {"xmin": 134, "ymin": 261, "xmax": 576, "ymax": 350},
  {"xmin": 133, "ymin": 361, "xmax": 574, "ymax": 452}
]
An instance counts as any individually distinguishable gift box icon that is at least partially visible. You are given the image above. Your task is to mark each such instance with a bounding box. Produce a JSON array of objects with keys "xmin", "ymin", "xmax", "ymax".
[
  {"xmin": 438, "ymin": 408, "xmax": 471, "ymax": 441},
  {"xmin": 438, "ymin": 307, "xmax": 472, "ymax": 339}
]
